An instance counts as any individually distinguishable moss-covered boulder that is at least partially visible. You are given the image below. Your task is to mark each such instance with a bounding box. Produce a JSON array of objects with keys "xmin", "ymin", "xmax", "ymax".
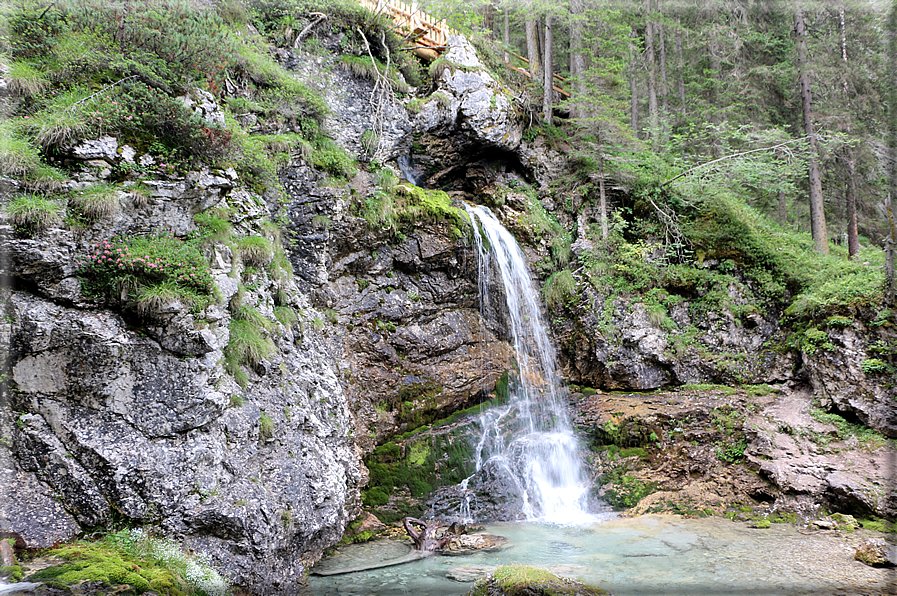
[{"xmin": 467, "ymin": 565, "xmax": 610, "ymax": 596}]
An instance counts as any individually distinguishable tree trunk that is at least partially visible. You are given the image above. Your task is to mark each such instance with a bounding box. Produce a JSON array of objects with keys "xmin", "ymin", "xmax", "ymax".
[
  {"xmin": 795, "ymin": 8, "xmax": 829, "ymax": 254},
  {"xmin": 839, "ymin": 5, "xmax": 849, "ymax": 94},
  {"xmin": 845, "ymin": 153, "xmax": 859, "ymax": 259},
  {"xmin": 526, "ymin": 17, "xmax": 541, "ymax": 84},
  {"xmin": 645, "ymin": 17, "xmax": 659, "ymax": 142},
  {"xmin": 777, "ymin": 190, "xmax": 787, "ymax": 224},
  {"xmin": 599, "ymin": 151, "xmax": 608, "ymax": 239},
  {"xmin": 503, "ymin": 9, "xmax": 510, "ymax": 63},
  {"xmin": 543, "ymin": 13, "xmax": 553, "ymax": 122},
  {"xmin": 887, "ymin": 3, "xmax": 897, "ymax": 304},
  {"xmin": 658, "ymin": 15, "xmax": 669, "ymax": 116},
  {"xmin": 629, "ymin": 27, "xmax": 639, "ymax": 135},
  {"xmin": 570, "ymin": 0, "xmax": 587, "ymax": 118},
  {"xmin": 676, "ymin": 17, "xmax": 686, "ymax": 121},
  {"xmin": 403, "ymin": 517, "xmax": 449, "ymax": 551}
]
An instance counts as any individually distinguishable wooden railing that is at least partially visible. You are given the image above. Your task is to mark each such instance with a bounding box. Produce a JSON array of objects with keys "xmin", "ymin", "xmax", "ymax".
[
  {"xmin": 358, "ymin": 0, "xmax": 457, "ymax": 51},
  {"xmin": 357, "ymin": 0, "xmax": 568, "ymax": 97}
]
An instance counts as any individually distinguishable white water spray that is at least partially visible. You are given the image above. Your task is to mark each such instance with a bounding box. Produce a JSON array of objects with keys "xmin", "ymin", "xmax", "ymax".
[{"xmin": 464, "ymin": 203, "xmax": 595, "ymax": 525}]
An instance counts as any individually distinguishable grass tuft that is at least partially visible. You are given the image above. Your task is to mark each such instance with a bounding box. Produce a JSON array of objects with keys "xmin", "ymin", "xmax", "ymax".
[
  {"xmin": 5, "ymin": 193, "xmax": 63, "ymax": 235},
  {"xmin": 68, "ymin": 184, "xmax": 120, "ymax": 220}
]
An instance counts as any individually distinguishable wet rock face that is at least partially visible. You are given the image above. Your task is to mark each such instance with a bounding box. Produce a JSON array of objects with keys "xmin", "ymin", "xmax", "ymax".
[
  {"xmin": 428, "ymin": 458, "xmax": 527, "ymax": 523},
  {"xmin": 281, "ymin": 165, "xmax": 514, "ymax": 450},
  {"xmin": 854, "ymin": 537, "xmax": 897, "ymax": 567}
]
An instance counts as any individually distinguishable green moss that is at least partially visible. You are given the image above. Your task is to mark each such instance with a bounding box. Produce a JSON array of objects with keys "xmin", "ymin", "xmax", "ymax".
[
  {"xmin": 0, "ymin": 565, "xmax": 24, "ymax": 582},
  {"xmin": 753, "ymin": 519, "xmax": 771, "ymax": 529},
  {"xmin": 492, "ymin": 565, "xmax": 608, "ymax": 595},
  {"xmin": 27, "ymin": 537, "xmax": 190, "ymax": 595}
]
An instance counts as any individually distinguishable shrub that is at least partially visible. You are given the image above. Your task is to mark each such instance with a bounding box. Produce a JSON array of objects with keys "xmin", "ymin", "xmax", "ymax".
[
  {"xmin": 861, "ymin": 358, "xmax": 888, "ymax": 375},
  {"xmin": 5, "ymin": 194, "xmax": 62, "ymax": 235},
  {"xmin": 310, "ymin": 137, "xmax": 358, "ymax": 178},
  {"xmin": 78, "ymin": 233, "xmax": 216, "ymax": 313}
]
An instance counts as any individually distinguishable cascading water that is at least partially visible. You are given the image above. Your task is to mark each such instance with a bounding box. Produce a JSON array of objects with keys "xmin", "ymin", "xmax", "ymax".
[{"xmin": 463, "ymin": 203, "xmax": 595, "ymax": 525}]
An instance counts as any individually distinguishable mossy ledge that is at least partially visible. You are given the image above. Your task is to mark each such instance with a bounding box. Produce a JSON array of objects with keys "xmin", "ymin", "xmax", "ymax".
[{"xmin": 468, "ymin": 565, "xmax": 608, "ymax": 596}]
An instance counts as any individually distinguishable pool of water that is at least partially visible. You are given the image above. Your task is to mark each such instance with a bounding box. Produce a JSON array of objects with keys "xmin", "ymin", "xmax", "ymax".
[{"xmin": 308, "ymin": 514, "xmax": 894, "ymax": 595}]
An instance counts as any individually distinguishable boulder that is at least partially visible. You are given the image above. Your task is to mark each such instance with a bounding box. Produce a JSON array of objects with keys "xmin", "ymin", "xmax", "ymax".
[{"xmin": 855, "ymin": 538, "xmax": 897, "ymax": 567}]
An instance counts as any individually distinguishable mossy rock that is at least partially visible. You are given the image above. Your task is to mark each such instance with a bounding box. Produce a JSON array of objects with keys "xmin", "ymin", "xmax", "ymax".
[
  {"xmin": 27, "ymin": 543, "xmax": 187, "ymax": 595},
  {"xmin": 467, "ymin": 565, "xmax": 608, "ymax": 596},
  {"xmin": 0, "ymin": 564, "xmax": 23, "ymax": 582}
]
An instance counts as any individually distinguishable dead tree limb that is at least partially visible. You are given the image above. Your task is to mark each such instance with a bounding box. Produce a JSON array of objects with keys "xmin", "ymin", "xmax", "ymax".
[
  {"xmin": 660, "ymin": 137, "xmax": 808, "ymax": 187},
  {"xmin": 402, "ymin": 517, "xmax": 450, "ymax": 551}
]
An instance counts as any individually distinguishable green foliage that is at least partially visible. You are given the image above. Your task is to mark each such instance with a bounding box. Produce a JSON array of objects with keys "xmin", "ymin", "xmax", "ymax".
[
  {"xmin": 236, "ymin": 236, "xmax": 274, "ymax": 267},
  {"xmin": 310, "ymin": 137, "xmax": 358, "ymax": 178},
  {"xmin": 800, "ymin": 327, "xmax": 835, "ymax": 355},
  {"xmin": 357, "ymin": 169, "xmax": 469, "ymax": 238},
  {"xmin": 273, "ymin": 305, "xmax": 298, "ymax": 327},
  {"xmin": 363, "ymin": 430, "xmax": 474, "ymax": 515},
  {"xmin": 716, "ymin": 436, "xmax": 748, "ymax": 463},
  {"xmin": 809, "ymin": 407, "xmax": 892, "ymax": 447},
  {"xmin": 5, "ymin": 193, "xmax": 63, "ymax": 236},
  {"xmin": 601, "ymin": 466, "xmax": 658, "ymax": 509},
  {"xmin": 259, "ymin": 412, "xmax": 274, "ymax": 441},
  {"xmin": 28, "ymin": 527, "xmax": 227, "ymax": 595},
  {"xmin": 861, "ymin": 358, "xmax": 888, "ymax": 375},
  {"xmin": 489, "ymin": 565, "xmax": 608, "ymax": 596},
  {"xmin": 0, "ymin": 564, "xmax": 23, "ymax": 582},
  {"xmin": 68, "ymin": 184, "xmax": 120, "ymax": 220},
  {"xmin": 193, "ymin": 210, "xmax": 234, "ymax": 243},
  {"xmin": 78, "ymin": 233, "xmax": 216, "ymax": 314},
  {"xmin": 226, "ymin": 319, "xmax": 275, "ymax": 368},
  {"xmin": 543, "ymin": 270, "xmax": 577, "ymax": 308}
]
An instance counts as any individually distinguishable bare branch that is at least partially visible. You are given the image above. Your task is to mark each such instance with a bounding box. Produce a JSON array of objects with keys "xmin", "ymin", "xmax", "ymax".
[{"xmin": 660, "ymin": 137, "xmax": 809, "ymax": 187}]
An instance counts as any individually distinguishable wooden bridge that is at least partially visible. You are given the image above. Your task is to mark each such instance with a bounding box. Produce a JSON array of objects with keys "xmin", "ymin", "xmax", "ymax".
[{"xmin": 358, "ymin": 0, "xmax": 568, "ymax": 97}]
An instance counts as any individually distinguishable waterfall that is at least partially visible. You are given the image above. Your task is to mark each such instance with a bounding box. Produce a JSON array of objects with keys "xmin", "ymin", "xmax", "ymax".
[{"xmin": 463, "ymin": 203, "xmax": 595, "ymax": 525}]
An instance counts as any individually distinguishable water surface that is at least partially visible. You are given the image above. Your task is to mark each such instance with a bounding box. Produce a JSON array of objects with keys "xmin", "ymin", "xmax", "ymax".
[{"xmin": 308, "ymin": 515, "xmax": 894, "ymax": 595}]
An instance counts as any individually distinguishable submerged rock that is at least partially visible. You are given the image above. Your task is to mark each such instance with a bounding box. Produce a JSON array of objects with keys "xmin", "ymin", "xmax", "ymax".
[{"xmin": 854, "ymin": 537, "xmax": 897, "ymax": 567}]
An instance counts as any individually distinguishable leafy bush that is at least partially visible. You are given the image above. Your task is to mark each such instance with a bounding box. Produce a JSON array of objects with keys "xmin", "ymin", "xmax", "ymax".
[
  {"xmin": 5, "ymin": 193, "xmax": 63, "ymax": 236},
  {"xmin": 310, "ymin": 137, "xmax": 358, "ymax": 178},
  {"xmin": 78, "ymin": 233, "xmax": 216, "ymax": 313},
  {"xmin": 602, "ymin": 467, "xmax": 658, "ymax": 509}
]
